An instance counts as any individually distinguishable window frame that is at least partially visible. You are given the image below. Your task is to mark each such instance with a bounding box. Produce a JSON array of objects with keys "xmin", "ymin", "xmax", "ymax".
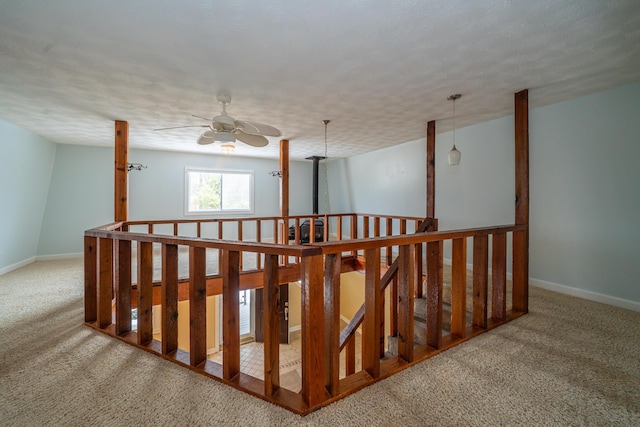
[{"xmin": 184, "ymin": 167, "xmax": 254, "ymax": 216}]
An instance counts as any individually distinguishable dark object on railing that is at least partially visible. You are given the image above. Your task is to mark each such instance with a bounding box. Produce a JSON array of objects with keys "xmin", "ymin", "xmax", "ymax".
[{"xmin": 289, "ymin": 219, "xmax": 324, "ymax": 243}]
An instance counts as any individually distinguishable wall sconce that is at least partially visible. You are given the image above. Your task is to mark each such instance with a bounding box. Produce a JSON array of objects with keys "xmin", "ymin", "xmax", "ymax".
[
  {"xmin": 127, "ymin": 163, "xmax": 147, "ymax": 172},
  {"xmin": 447, "ymin": 94, "xmax": 461, "ymax": 166}
]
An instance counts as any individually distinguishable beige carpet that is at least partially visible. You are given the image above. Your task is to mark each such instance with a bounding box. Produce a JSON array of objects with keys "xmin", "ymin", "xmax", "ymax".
[{"xmin": 1, "ymin": 259, "xmax": 639, "ymax": 426}]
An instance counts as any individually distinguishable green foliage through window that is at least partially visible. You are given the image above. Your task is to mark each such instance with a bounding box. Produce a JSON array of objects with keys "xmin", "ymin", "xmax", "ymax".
[{"xmin": 186, "ymin": 169, "xmax": 252, "ymax": 213}]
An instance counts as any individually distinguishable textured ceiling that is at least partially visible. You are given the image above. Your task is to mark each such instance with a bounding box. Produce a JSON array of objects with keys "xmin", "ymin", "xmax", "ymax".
[{"xmin": 1, "ymin": 0, "xmax": 639, "ymax": 160}]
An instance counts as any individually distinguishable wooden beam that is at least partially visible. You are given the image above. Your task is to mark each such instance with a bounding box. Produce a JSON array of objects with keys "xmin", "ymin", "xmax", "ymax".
[
  {"xmin": 280, "ymin": 139, "xmax": 289, "ymax": 218},
  {"xmin": 426, "ymin": 120, "xmax": 436, "ymax": 218},
  {"xmin": 114, "ymin": 120, "xmax": 129, "ymax": 222},
  {"xmin": 514, "ymin": 89, "xmax": 529, "ymax": 312}
]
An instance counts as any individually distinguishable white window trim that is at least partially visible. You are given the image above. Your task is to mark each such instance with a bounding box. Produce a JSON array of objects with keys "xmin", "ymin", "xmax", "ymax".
[{"xmin": 184, "ymin": 167, "xmax": 255, "ymax": 216}]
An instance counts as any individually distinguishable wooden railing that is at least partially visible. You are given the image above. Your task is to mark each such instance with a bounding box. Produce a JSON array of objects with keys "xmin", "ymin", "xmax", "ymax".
[{"xmin": 84, "ymin": 213, "xmax": 528, "ymax": 415}]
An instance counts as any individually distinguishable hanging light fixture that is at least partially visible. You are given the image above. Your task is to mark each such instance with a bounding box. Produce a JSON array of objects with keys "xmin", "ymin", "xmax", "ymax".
[{"xmin": 447, "ymin": 94, "xmax": 461, "ymax": 166}]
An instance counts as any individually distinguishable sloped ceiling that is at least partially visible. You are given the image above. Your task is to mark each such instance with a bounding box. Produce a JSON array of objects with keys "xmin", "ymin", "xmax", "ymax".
[{"xmin": 1, "ymin": 0, "xmax": 639, "ymax": 160}]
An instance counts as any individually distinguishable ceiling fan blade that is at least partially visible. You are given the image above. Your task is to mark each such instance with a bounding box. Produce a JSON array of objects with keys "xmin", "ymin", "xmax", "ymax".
[
  {"xmin": 197, "ymin": 130, "xmax": 216, "ymax": 145},
  {"xmin": 191, "ymin": 114, "xmax": 212, "ymax": 121},
  {"xmin": 235, "ymin": 120, "xmax": 282, "ymax": 137},
  {"xmin": 154, "ymin": 125, "xmax": 209, "ymax": 131},
  {"xmin": 234, "ymin": 130, "xmax": 269, "ymax": 147}
]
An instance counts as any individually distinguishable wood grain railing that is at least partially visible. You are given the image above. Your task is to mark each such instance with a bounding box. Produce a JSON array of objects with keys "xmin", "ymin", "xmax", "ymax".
[{"xmin": 84, "ymin": 213, "xmax": 527, "ymax": 415}]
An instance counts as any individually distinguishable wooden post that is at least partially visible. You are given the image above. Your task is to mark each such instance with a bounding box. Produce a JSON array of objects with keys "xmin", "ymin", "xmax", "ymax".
[
  {"xmin": 84, "ymin": 236, "xmax": 98, "ymax": 323},
  {"xmin": 426, "ymin": 120, "xmax": 436, "ymax": 218},
  {"xmin": 472, "ymin": 235, "xmax": 488, "ymax": 329},
  {"xmin": 115, "ymin": 240, "xmax": 132, "ymax": 336},
  {"xmin": 137, "ymin": 241, "xmax": 153, "ymax": 345},
  {"xmin": 492, "ymin": 233, "xmax": 507, "ymax": 320},
  {"xmin": 324, "ymin": 253, "xmax": 341, "ymax": 396},
  {"xmin": 263, "ymin": 254, "xmax": 280, "ymax": 397},
  {"xmin": 162, "ymin": 244, "xmax": 179, "ymax": 355},
  {"xmin": 363, "ymin": 248, "xmax": 382, "ymax": 378},
  {"xmin": 514, "ymin": 89, "xmax": 529, "ymax": 313},
  {"xmin": 300, "ymin": 254, "xmax": 327, "ymax": 407},
  {"xmin": 426, "ymin": 241, "xmax": 442, "ymax": 348},
  {"xmin": 280, "ymin": 140, "xmax": 289, "ymax": 245},
  {"xmin": 451, "ymin": 237, "xmax": 467, "ymax": 338},
  {"xmin": 114, "ymin": 120, "xmax": 128, "ymax": 222},
  {"xmin": 189, "ymin": 246, "xmax": 207, "ymax": 367},
  {"xmin": 397, "ymin": 244, "xmax": 415, "ymax": 362},
  {"xmin": 98, "ymin": 238, "xmax": 113, "ymax": 329},
  {"xmin": 222, "ymin": 250, "xmax": 241, "ymax": 380}
]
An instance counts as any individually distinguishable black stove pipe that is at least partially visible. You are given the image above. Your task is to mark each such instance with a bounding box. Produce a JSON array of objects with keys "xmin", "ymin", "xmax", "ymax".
[{"xmin": 306, "ymin": 156, "xmax": 325, "ymax": 214}]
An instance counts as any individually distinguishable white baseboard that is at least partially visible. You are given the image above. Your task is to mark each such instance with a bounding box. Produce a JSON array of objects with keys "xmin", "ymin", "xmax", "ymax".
[
  {"xmin": 0, "ymin": 257, "xmax": 36, "ymax": 276},
  {"xmin": 35, "ymin": 252, "xmax": 83, "ymax": 261},
  {"xmin": 530, "ymin": 278, "xmax": 640, "ymax": 312}
]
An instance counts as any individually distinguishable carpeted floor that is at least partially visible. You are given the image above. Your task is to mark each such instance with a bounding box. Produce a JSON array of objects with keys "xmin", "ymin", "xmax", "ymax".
[{"xmin": 1, "ymin": 259, "xmax": 639, "ymax": 426}]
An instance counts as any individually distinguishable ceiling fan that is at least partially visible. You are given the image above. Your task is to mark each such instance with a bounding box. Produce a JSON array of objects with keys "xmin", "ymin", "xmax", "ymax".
[{"xmin": 155, "ymin": 94, "xmax": 282, "ymax": 150}]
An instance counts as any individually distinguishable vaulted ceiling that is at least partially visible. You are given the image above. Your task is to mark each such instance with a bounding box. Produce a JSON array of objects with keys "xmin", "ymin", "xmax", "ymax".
[{"xmin": 1, "ymin": 1, "xmax": 639, "ymax": 160}]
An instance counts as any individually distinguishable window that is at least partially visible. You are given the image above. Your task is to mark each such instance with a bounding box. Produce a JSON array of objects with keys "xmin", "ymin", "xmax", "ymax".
[{"xmin": 186, "ymin": 168, "xmax": 253, "ymax": 215}]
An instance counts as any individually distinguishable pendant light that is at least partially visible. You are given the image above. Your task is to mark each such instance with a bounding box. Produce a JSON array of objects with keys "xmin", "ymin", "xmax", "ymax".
[{"xmin": 447, "ymin": 94, "xmax": 461, "ymax": 166}]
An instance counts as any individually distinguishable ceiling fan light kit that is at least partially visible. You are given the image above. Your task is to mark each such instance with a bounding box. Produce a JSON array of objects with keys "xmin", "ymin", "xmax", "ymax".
[
  {"xmin": 447, "ymin": 94, "xmax": 462, "ymax": 166},
  {"xmin": 156, "ymin": 93, "xmax": 282, "ymax": 153}
]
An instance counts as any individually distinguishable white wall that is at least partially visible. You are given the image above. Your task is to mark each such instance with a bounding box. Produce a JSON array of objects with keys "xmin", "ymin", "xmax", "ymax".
[
  {"xmin": 36, "ymin": 145, "xmax": 314, "ymax": 255},
  {"xmin": 37, "ymin": 144, "xmax": 113, "ymax": 256},
  {"xmin": 0, "ymin": 119, "xmax": 56, "ymax": 272},
  {"xmin": 336, "ymin": 81, "xmax": 640, "ymax": 306}
]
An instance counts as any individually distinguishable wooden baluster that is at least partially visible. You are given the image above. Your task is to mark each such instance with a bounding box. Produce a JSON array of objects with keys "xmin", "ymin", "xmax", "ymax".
[
  {"xmin": 345, "ymin": 336, "xmax": 356, "ymax": 376},
  {"xmin": 363, "ymin": 248, "xmax": 381, "ymax": 379},
  {"xmin": 309, "ymin": 217, "xmax": 316, "ymax": 243},
  {"xmin": 263, "ymin": 254, "xmax": 280, "ymax": 396},
  {"xmin": 513, "ymin": 229, "xmax": 528, "ymax": 312},
  {"xmin": 373, "ymin": 217, "xmax": 380, "ymax": 237},
  {"xmin": 324, "ymin": 253, "xmax": 341, "ymax": 396},
  {"xmin": 222, "ymin": 250, "xmax": 240, "ymax": 380},
  {"xmin": 173, "ymin": 223, "xmax": 178, "ymax": 236},
  {"xmin": 137, "ymin": 241, "xmax": 153, "ymax": 345},
  {"xmin": 162, "ymin": 244, "xmax": 179, "ymax": 355},
  {"xmin": 98, "ymin": 238, "xmax": 113, "ymax": 329},
  {"xmin": 218, "ymin": 221, "xmax": 224, "ymax": 275},
  {"xmin": 389, "ymin": 275, "xmax": 398, "ymax": 339},
  {"xmin": 115, "ymin": 240, "xmax": 132, "ymax": 336},
  {"xmin": 386, "ymin": 218, "xmax": 393, "ymax": 265},
  {"xmin": 336, "ymin": 216, "xmax": 343, "ymax": 241},
  {"xmin": 426, "ymin": 240, "xmax": 442, "ymax": 348},
  {"xmin": 301, "ymin": 254, "xmax": 327, "ymax": 407},
  {"xmin": 238, "ymin": 221, "xmax": 243, "ymax": 271},
  {"xmin": 492, "ymin": 233, "xmax": 507, "ymax": 320},
  {"xmin": 148, "ymin": 224, "xmax": 153, "ymax": 234},
  {"xmin": 84, "ymin": 236, "xmax": 98, "ymax": 323},
  {"xmin": 473, "ymin": 235, "xmax": 489, "ymax": 329},
  {"xmin": 294, "ymin": 218, "xmax": 300, "ymax": 244},
  {"xmin": 400, "ymin": 219, "xmax": 407, "ymax": 235},
  {"xmin": 197, "ymin": 222, "xmax": 202, "ymax": 238},
  {"xmin": 189, "ymin": 246, "xmax": 207, "ymax": 367},
  {"xmin": 256, "ymin": 220, "xmax": 263, "ymax": 270},
  {"xmin": 397, "ymin": 244, "xmax": 415, "ymax": 362},
  {"xmin": 350, "ymin": 214, "xmax": 358, "ymax": 256},
  {"xmin": 451, "ymin": 238, "xmax": 467, "ymax": 338},
  {"xmin": 415, "ymin": 242, "xmax": 424, "ymax": 298},
  {"xmin": 363, "ymin": 216, "xmax": 370, "ymax": 239},
  {"xmin": 323, "ymin": 214, "xmax": 329, "ymax": 242}
]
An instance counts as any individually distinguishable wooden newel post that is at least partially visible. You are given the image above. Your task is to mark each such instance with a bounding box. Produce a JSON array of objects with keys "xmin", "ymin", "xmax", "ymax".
[{"xmin": 300, "ymin": 254, "xmax": 327, "ymax": 408}]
